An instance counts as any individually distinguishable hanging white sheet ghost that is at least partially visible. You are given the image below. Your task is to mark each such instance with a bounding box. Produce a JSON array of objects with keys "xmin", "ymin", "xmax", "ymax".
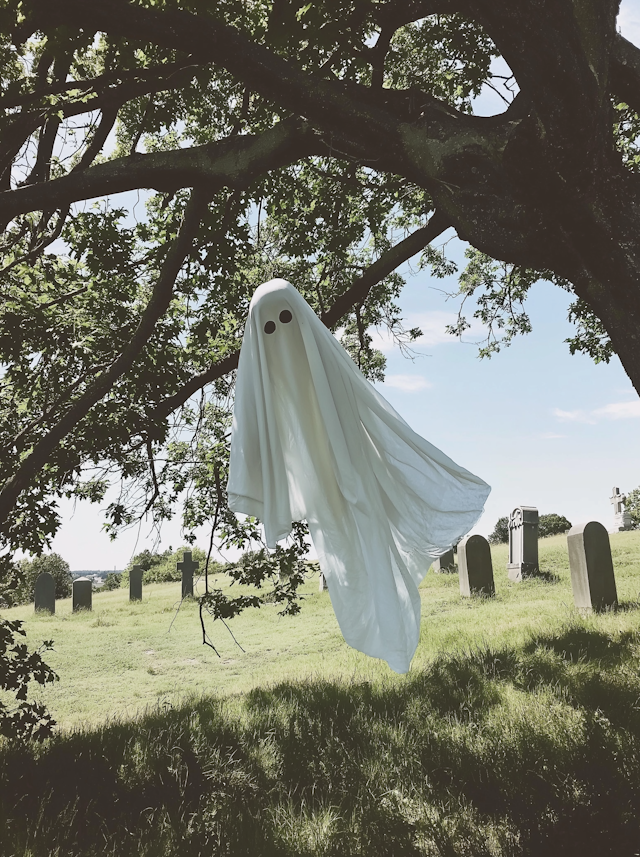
[{"xmin": 228, "ymin": 279, "xmax": 490, "ymax": 673}]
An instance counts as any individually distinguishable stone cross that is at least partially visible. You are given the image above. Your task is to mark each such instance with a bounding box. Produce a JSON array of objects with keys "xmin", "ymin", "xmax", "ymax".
[
  {"xmin": 567, "ymin": 521, "xmax": 618, "ymax": 611},
  {"xmin": 432, "ymin": 549, "xmax": 455, "ymax": 574},
  {"xmin": 610, "ymin": 487, "xmax": 633, "ymax": 532},
  {"xmin": 507, "ymin": 506, "xmax": 539, "ymax": 582},
  {"xmin": 178, "ymin": 551, "xmax": 199, "ymax": 598},
  {"xmin": 458, "ymin": 535, "xmax": 495, "ymax": 597},
  {"xmin": 129, "ymin": 564, "xmax": 143, "ymax": 601},
  {"xmin": 34, "ymin": 571, "xmax": 55, "ymax": 614},
  {"xmin": 72, "ymin": 576, "xmax": 92, "ymax": 612}
]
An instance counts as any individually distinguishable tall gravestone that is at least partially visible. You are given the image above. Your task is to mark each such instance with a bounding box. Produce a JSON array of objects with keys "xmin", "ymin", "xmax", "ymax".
[
  {"xmin": 567, "ymin": 521, "xmax": 618, "ymax": 612},
  {"xmin": 432, "ymin": 549, "xmax": 455, "ymax": 573},
  {"xmin": 178, "ymin": 551, "xmax": 199, "ymax": 598},
  {"xmin": 458, "ymin": 535, "xmax": 495, "ymax": 597},
  {"xmin": 610, "ymin": 487, "xmax": 633, "ymax": 532},
  {"xmin": 34, "ymin": 571, "xmax": 55, "ymax": 614},
  {"xmin": 507, "ymin": 506, "xmax": 539, "ymax": 582},
  {"xmin": 319, "ymin": 573, "xmax": 328, "ymax": 591},
  {"xmin": 130, "ymin": 564, "xmax": 143, "ymax": 601},
  {"xmin": 72, "ymin": 576, "xmax": 92, "ymax": 612}
]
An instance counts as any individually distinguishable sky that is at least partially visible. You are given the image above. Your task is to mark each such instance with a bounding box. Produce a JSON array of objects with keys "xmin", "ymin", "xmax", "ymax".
[{"xmin": 47, "ymin": 1, "xmax": 640, "ymax": 570}]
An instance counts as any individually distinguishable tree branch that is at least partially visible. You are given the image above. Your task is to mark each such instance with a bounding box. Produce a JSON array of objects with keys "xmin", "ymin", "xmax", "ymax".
[
  {"xmin": 0, "ymin": 58, "xmax": 200, "ymax": 109},
  {"xmin": 0, "ymin": 119, "xmax": 319, "ymax": 222},
  {"xmin": 150, "ymin": 210, "xmax": 451, "ymax": 421},
  {"xmin": 0, "ymin": 187, "xmax": 210, "ymax": 528}
]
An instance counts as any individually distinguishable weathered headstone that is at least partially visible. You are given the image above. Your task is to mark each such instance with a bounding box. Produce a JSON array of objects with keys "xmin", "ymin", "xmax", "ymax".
[
  {"xmin": 129, "ymin": 564, "xmax": 143, "ymax": 601},
  {"xmin": 458, "ymin": 535, "xmax": 495, "ymax": 597},
  {"xmin": 567, "ymin": 521, "xmax": 618, "ymax": 612},
  {"xmin": 610, "ymin": 487, "xmax": 633, "ymax": 532},
  {"xmin": 178, "ymin": 551, "xmax": 199, "ymax": 598},
  {"xmin": 34, "ymin": 571, "xmax": 55, "ymax": 614},
  {"xmin": 432, "ymin": 549, "xmax": 456, "ymax": 573},
  {"xmin": 72, "ymin": 576, "xmax": 92, "ymax": 612},
  {"xmin": 319, "ymin": 573, "xmax": 328, "ymax": 591},
  {"xmin": 507, "ymin": 506, "xmax": 539, "ymax": 582}
]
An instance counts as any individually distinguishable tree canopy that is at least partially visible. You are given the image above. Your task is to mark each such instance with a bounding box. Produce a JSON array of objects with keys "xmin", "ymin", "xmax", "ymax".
[{"xmin": 1, "ymin": 0, "xmax": 639, "ymax": 588}]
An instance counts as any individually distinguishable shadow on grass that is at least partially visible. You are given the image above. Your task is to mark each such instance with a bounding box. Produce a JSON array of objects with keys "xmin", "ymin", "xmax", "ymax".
[{"xmin": 2, "ymin": 622, "xmax": 640, "ymax": 856}]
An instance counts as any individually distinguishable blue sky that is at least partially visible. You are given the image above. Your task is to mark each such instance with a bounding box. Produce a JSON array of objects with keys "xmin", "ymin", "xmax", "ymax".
[{"xmin": 48, "ymin": 1, "xmax": 640, "ymax": 569}]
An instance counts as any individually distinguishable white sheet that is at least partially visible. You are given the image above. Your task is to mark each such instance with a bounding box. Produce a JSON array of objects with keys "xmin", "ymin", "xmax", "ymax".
[{"xmin": 228, "ymin": 279, "xmax": 490, "ymax": 672}]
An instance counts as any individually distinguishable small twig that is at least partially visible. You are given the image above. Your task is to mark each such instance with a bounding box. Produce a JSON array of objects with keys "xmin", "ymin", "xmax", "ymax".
[{"xmin": 199, "ymin": 601, "xmax": 221, "ymax": 656}]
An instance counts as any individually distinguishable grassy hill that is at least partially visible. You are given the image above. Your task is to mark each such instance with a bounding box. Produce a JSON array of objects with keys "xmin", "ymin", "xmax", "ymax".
[{"xmin": 1, "ymin": 531, "xmax": 640, "ymax": 855}]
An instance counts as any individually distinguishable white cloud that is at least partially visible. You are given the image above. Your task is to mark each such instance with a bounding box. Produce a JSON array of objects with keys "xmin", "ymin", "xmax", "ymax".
[
  {"xmin": 553, "ymin": 400, "xmax": 640, "ymax": 424},
  {"xmin": 552, "ymin": 408, "xmax": 595, "ymax": 424},
  {"xmin": 593, "ymin": 401, "xmax": 640, "ymax": 420},
  {"xmin": 540, "ymin": 432, "xmax": 566, "ymax": 439},
  {"xmin": 383, "ymin": 374, "xmax": 432, "ymax": 392}
]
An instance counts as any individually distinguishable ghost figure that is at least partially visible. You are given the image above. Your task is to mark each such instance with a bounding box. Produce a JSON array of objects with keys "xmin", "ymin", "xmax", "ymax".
[{"xmin": 228, "ymin": 279, "xmax": 490, "ymax": 673}]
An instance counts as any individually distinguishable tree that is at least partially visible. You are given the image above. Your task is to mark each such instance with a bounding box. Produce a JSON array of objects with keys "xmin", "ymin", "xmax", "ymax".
[
  {"xmin": 0, "ymin": 553, "xmax": 72, "ymax": 607},
  {"xmin": 626, "ymin": 487, "xmax": 640, "ymax": 529},
  {"xmin": 100, "ymin": 571, "xmax": 122, "ymax": 591},
  {"xmin": 539, "ymin": 513, "xmax": 572, "ymax": 538},
  {"xmin": 121, "ymin": 545, "xmax": 214, "ymax": 584},
  {"xmin": 488, "ymin": 517, "xmax": 509, "ymax": 544},
  {"xmin": 1, "ymin": 0, "xmax": 640, "ymax": 609}
]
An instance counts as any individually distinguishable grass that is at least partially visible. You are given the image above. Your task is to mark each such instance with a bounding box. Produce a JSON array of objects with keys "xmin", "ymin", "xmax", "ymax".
[{"xmin": 1, "ymin": 531, "xmax": 640, "ymax": 855}]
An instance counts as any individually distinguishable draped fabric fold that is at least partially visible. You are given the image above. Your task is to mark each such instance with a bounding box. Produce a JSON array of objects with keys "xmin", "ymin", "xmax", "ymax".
[{"xmin": 228, "ymin": 279, "xmax": 490, "ymax": 672}]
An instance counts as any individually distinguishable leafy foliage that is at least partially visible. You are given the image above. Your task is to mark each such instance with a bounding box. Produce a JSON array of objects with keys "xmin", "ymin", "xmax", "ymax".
[
  {"xmin": 626, "ymin": 488, "xmax": 640, "ymax": 530},
  {"xmin": 0, "ymin": 619, "xmax": 58, "ymax": 741},
  {"xmin": 488, "ymin": 516, "xmax": 509, "ymax": 544},
  {"xmin": 100, "ymin": 572, "xmax": 123, "ymax": 591},
  {"xmin": 0, "ymin": 552, "xmax": 72, "ymax": 607},
  {"xmin": 539, "ymin": 513, "xmax": 572, "ymax": 538}
]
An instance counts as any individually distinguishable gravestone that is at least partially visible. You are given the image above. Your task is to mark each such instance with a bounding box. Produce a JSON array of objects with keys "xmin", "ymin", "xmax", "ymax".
[
  {"xmin": 458, "ymin": 535, "xmax": 495, "ymax": 597},
  {"xmin": 319, "ymin": 573, "xmax": 328, "ymax": 591},
  {"xmin": 567, "ymin": 521, "xmax": 618, "ymax": 611},
  {"xmin": 178, "ymin": 551, "xmax": 199, "ymax": 598},
  {"xmin": 72, "ymin": 576, "xmax": 92, "ymax": 612},
  {"xmin": 34, "ymin": 571, "xmax": 55, "ymax": 614},
  {"xmin": 432, "ymin": 549, "xmax": 455, "ymax": 573},
  {"xmin": 129, "ymin": 564, "xmax": 143, "ymax": 601},
  {"xmin": 610, "ymin": 487, "xmax": 633, "ymax": 532},
  {"xmin": 507, "ymin": 506, "xmax": 539, "ymax": 582}
]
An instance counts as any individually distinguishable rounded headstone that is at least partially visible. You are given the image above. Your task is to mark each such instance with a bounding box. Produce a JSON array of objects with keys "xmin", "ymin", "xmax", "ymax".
[
  {"xmin": 34, "ymin": 571, "xmax": 56, "ymax": 614},
  {"xmin": 567, "ymin": 521, "xmax": 618, "ymax": 612},
  {"xmin": 72, "ymin": 576, "xmax": 92, "ymax": 612},
  {"xmin": 458, "ymin": 534, "xmax": 495, "ymax": 597}
]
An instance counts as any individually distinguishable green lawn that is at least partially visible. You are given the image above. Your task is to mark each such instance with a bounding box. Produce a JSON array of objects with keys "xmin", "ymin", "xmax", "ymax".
[
  {"xmin": 4, "ymin": 531, "xmax": 639, "ymax": 730},
  {"xmin": 2, "ymin": 531, "xmax": 640, "ymax": 855}
]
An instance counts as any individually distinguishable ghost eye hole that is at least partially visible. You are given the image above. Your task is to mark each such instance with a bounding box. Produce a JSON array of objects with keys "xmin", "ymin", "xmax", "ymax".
[
  {"xmin": 264, "ymin": 320, "xmax": 276, "ymax": 334},
  {"xmin": 279, "ymin": 310, "xmax": 292, "ymax": 324}
]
